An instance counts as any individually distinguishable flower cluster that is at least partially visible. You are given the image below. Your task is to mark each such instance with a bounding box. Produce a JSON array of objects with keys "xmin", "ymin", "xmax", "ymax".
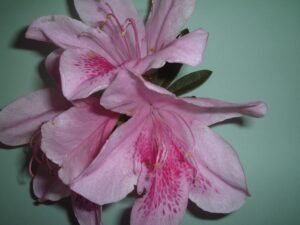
[{"xmin": 0, "ymin": 1, "xmax": 266, "ymax": 225}]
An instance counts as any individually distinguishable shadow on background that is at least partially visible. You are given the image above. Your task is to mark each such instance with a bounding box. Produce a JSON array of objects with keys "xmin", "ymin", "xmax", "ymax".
[
  {"xmin": 187, "ymin": 201, "xmax": 228, "ymax": 220},
  {"xmin": 11, "ymin": 27, "xmax": 56, "ymax": 88},
  {"xmin": 211, "ymin": 117, "xmax": 252, "ymax": 128}
]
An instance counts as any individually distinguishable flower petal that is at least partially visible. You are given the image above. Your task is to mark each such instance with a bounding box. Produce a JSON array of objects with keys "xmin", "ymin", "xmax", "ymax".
[
  {"xmin": 26, "ymin": 16, "xmax": 91, "ymax": 47},
  {"xmin": 72, "ymin": 193, "xmax": 103, "ymax": 225},
  {"xmin": 101, "ymin": 70, "xmax": 176, "ymax": 115},
  {"xmin": 33, "ymin": 162, "xmax": 70, "ymax": 202},
  {"xmin": 41, "ymin": 98, "xmax": 118, "ymax": 184},
  {"xmin": 133, "ymin": 29, "xmax": 208, "ymax": 74},
  {"xmin": 71, "ymin": 111, "xmax": 146, "ymax": 205},
  {"xmin": 26, "ymin": 15, "xmax": 119, "ymax": 61},
  {"xmin": 45, "ymin": 49, "xmax": 63, "ymax": 85},
  {"xmin": 183, "ymin": 97, "xmax": 267, "ymax": 126},
  {"xmin": 189, "ymin": 126, "xmax": 248, "ymax": 213},
  {"xmin": 60, "ymin": 49, "xmax": 117, "ymax": 100},
  {"xmin": 0, "ymin": 89, "xmax": 70, "ymax": 146},
  {"xmin": 131, "ymin": 142, "xmax": 191, "ymax": 225},
  {"xmin": 146, "ymin": 0, "xmax": 196, "ymax": 50},
  {"xmin": 74, "ymin": 0, "xmax": 147, "ymax": 57}
]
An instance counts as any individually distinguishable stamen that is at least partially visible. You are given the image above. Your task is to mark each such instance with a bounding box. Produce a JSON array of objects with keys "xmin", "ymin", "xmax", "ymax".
[
  {"xmin": 149, "ymin": 48, "xmax": 156, "ymax": 54},
  {"xmin": 185, "ymin": 151, "xmax": 193, "ymax": 159},
  {"xmin": 28, "ymin": 156, "xmax": 36, "ymax": 177},
  {"xmin": 103, "ymin": 3, "xmax": 134, "ymax": 59},
  {"xmin": 96, "ymin": 21, "xmax": 107, "ymax": 32},
  {"xmin": 125, "ymin": 18, "xmax": 141, "ymax": 59},
  {"xmin": 77, "ymin": 32, "xmax": 123, "ymax": 64}
]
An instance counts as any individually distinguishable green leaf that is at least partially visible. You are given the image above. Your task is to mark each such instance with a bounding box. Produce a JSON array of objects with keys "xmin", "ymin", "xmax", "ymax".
[
  {"xmin": 178, "ymin": 28, "xmax": 190, "ymax": 38},
  {"xmin": 158, "ymin": 63, "xmax": 183, "ymax": 88},
  {"xmin": 167, "ymin": 70, "xmax": 212, "ymax": 96},
  {"xmin": 144, "ymin": 63, "xmax": 183, "ymax": 87}
]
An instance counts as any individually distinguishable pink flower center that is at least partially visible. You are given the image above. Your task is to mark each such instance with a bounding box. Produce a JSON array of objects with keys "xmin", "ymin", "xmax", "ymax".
[{"xmin": 134, "ymin": 116, "xmax": 195, "ymax": 218}]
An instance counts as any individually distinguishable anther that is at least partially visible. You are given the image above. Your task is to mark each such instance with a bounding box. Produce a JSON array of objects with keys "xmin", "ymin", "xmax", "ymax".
[
  {"xmin": 185, "ymin": 151, "xmax": 193, "ymax": 158},
  {"xmin": 149, "ymin": 48, "xmax": 156, "ymax": 53},
  {"xmin": 97, "ymin": 21, "xmax": 107, "ymax": 32}
]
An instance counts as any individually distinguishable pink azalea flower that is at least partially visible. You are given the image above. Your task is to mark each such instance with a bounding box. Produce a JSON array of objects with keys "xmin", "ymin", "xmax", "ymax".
[
  {"xmin": 71, "ymin": 71, "xmax": 267, "ymax": 225},
  {"xmin": 0, "ymin": 89, "xmax": 118, "ymax": 225},
  {"xmin": 26, "ymin": 0, "xmax": 208, "ymax": 100}
]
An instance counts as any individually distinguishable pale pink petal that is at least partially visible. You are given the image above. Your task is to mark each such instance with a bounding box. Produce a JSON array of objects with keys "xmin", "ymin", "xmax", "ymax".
[
  {"xmin": 60, "ymin": 49, "xmax": 118, "ymax": 100},
  {"xmin": 71, "ymin": 111, "xmax": 147, "ymax": 205},
  {"xmin": 45, "ymin": 49, "xmax": 63, "ymax": 85},
  {"xmin": 131, "ymin": 141, "xmax": 192, "ymax": 225},
  {"xmin": 72, "ymin": 194, "xmax": 103, "ymax": 225},
  {"xmin": 41, "ymin": 97, "xmax": 118, "ymax": 184},
  {"xmin": 26, "ymin": 16, "xmax": 91, "ymax": 47},
  {"xmin": 100, "ymin": 70, "xmax": 148, "ymax": 115},
  {"xmin": 26, "ymin": 15, "xmax": 119, "ymax": 61},
  {"xmin": 189, "ymin": 126, "xmax": 248, "ymax": 213},
  {"xmin": 183, "ymin": 97, "xmax": 267, "ymax": 126},
  {"xmin": 33, "ymin": 162, "xmax": 70, "ymax": 202},
  {"xmin": 146, "ymin": 0, "xmax": 196, "ymax": 50},
  {"xmin": 101, "ymin": 70, "xmax": 176, "ymax": 115},
  {"xmin": 0, "ymin": 89, "xmax": 70, "ymax": 146},
  {"xmin": 133, "ymin": 29, "xmax": 208, "ymax": 74}
]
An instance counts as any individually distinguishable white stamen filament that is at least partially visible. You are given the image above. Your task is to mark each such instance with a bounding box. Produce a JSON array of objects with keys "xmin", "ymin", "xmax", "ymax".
[{"xmin": 125, "ymin": 18, "xmax": 141, "ymax": 59}]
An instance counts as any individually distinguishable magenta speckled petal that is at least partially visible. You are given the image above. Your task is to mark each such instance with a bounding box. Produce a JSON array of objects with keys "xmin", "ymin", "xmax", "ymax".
[
  {"xmin": 94, "ymin": 72, "xmax": 266, "ymax": 222},
  {"xmin": 60, "ymin": 49, "xmax": 118, "ymax": 100}
]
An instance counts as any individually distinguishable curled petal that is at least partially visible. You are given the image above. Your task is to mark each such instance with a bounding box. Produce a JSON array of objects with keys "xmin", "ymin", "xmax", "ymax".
[
  {"xmin": 183, "ymin": 97, "xmax": 267, "ymax": 126},
  {"xmin": 72, "ymin": 193, "xmax": 103, "ymax": 225},
  {"xmin": 45, "ymin": 49, "xmax": 63, "ymax": 85},
  {"xmin": 33, "ymin": 162, "xmax": 70, "ymax": 202},
  {"xmin": 0, "ymin": 89, "xmax": 70, "ymax": 146}
]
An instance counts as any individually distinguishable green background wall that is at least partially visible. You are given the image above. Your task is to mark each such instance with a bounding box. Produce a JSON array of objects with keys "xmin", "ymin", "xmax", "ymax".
[{"xmin": 0, "ymin": 0, "xmax": 299, "ymax": 225}]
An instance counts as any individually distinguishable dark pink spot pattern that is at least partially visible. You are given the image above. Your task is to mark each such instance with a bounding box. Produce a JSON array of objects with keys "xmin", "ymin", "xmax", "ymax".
[
  {"xmin": 74, "ymin": 53, "xmax": 115, "ymax": 80},
  {"xmin": 132, "ymin": 121, "xmax": 194, "ymax": 224}
]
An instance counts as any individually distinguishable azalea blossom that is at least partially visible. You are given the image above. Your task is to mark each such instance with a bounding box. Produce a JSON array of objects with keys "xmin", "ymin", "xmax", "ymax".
[
  {"xmin": 71, "ymin": 71, "xmax": 267, "ymax": 225},
  {"xmin": 26, "ymin": 0, "xmax": 208, "ymax": 100},
  {"xmin": 0, "ymin": 89, "xmax": 118, "ymax": 225}
]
